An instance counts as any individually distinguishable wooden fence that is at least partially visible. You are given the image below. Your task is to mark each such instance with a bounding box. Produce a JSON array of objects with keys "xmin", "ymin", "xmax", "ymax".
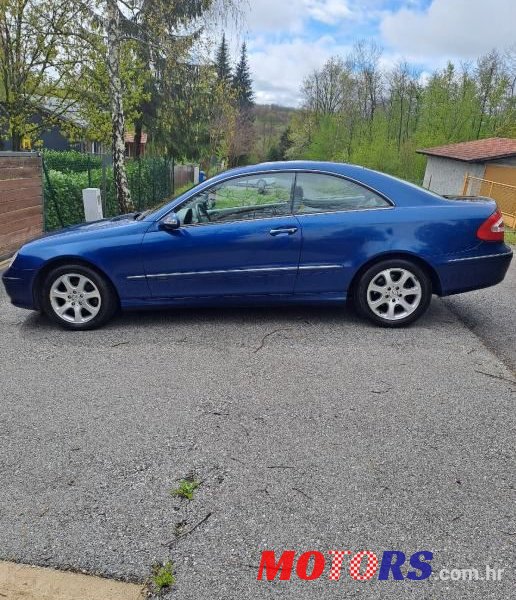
[
  {"xmin": 173, "ymin": 164, "xmax": 198, "ymax": 190},
  {"xmin": 0, "ymin": 152, "xmax": 43, "ymax": 260},
  {"xmin": 462, "ymin": 174, "xmax": 516, "ymax": 228}
]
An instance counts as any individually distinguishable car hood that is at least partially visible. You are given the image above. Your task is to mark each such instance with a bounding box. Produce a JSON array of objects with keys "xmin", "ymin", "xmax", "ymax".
[{"xmin": 33, "ymin": 214, "xmax": 141, "ymax": 242}]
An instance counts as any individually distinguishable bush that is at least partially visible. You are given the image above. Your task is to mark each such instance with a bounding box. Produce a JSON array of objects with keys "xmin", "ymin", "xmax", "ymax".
[
  {"xmin": 42, "ymin": 150, "xmax": 102, "ymax": 174},
  {"xmin": 44, "ymin": 170, "xmax": 90, "ymax": 230},
  {"xmin": 43, "ymin": 155, "xmax": 174, "ymax": 230}
]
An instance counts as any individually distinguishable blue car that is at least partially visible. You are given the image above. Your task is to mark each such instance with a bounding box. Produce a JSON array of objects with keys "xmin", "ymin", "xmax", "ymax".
[{"xmin": 2, "ymin": 161, "xmax": 513, "ymax": 330}]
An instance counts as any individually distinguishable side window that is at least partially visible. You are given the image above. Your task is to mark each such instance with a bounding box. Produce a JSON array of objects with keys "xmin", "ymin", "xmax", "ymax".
[
  {"xmin": 294, "ymin": 173, "xmax": 390, "ymax": 214},
  {"xmin": 176, "ymin": 173, "xmax": 295, "ymax": 225}
]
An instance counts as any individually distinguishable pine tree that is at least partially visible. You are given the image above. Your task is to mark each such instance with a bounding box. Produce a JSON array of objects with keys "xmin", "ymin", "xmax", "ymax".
[
  {"xmin": 278, "ymin": 127, "xmax": 293, "ymax": 159},
  {"xmin": 233, "ymin": 42, "xmax": 254, "ymax": 111},
  {"xmin": 215, "ymin": 34, "xmax": 232, "ymax": 84}
]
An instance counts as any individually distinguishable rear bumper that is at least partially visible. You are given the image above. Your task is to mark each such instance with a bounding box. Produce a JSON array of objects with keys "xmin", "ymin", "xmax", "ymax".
[
  {"xmin": 2, "ymin": 267, "xmax": 36, "ymax": 310},
  {"xmin": 436, "ymin": 247, "xmax": 513, "ymax": 296}
]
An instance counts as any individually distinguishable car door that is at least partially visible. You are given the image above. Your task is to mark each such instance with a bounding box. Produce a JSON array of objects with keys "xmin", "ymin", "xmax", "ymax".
[
  {"xmin": 292, "ymin": 172, "xmax": 393, "ymax": 295},
  {"xmin": 141, "ymin": 172, "xmax": 301, "ymax": 298}
]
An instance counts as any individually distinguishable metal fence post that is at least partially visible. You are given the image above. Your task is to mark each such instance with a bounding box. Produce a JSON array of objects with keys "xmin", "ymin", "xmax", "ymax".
[
  {"xmin": 138, "ymin": 158, "xmax": 142, "ymax": 210},
  {"xmin": 172, "ymin": 156, "xmax": 175, "ymax": 195},
  {"xmin": 87, "ymin": 154, "xmax": 92, "ymax": 188},
  {"xmin": 101, "ymin": 154, "xmax": 107, "ymax": 216},
  {"xmin": 152, "ymin": 159, "xmax": 156, "ymax": 204}
]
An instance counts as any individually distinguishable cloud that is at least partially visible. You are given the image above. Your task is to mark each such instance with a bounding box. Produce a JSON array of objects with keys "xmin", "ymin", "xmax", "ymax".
[
  {"xmin": 248, "ymin": 36, "xmax": 352, "ymax": 106},
  {"xmin": 242, "ymin": 0, "xmax": 363, "ymax": 106},
  {"xmin": 245, "ymin": 0, "xmax": 353, "ymax": 33},
  {"xmin": 305, "ymin": 0, "xmax": 352, "ymax": 25},
  {"xmin": 381, "ymin": 0, "xmax": 516, "ymax": 59},
  {"xmin": 245, "ymin": 0, "xmax": 304, "ymax": 33},
  {"xmin": 240, "ymin": 0, "xmax": 516, "ymax": 105}
]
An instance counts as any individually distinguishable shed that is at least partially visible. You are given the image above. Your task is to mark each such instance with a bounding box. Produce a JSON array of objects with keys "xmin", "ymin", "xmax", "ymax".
[{"xmin": 417, "ymin": 137, "xmax": 516, "ymax": 227}]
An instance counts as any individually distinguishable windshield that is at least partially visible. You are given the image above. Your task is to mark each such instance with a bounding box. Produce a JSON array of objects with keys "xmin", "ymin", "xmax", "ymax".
[{"xmin": 136, "ymin": 183, "xmax": 200, "ymax": 220}]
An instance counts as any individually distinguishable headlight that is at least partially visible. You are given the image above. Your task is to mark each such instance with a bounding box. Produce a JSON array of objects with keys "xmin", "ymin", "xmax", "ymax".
[{"xmin": 8, "ymin": 251, "xmax": 18, "ymax": 268}]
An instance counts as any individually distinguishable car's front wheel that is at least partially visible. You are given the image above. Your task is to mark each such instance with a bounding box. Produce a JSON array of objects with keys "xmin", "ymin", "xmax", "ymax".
[
  {"xmin": 41, "ymin": 264, "xmax": 118, "ymax": 330},
  {"xmin": 355, "ymin": 259, "xmax": 432, "ymax": 327}
]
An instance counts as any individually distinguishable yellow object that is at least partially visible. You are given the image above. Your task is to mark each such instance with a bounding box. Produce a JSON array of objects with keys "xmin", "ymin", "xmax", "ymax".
[{"xmin": 462, "ymin": 173, "xmax": 516, "ymax": 228}]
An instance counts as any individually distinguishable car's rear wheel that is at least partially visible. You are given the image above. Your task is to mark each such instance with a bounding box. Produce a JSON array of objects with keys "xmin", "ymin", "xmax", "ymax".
[
  {"xmin": 355, "ymin": 259, "xmax": 432, "ymax": 327},
  {"xmin": 41, "ymin": 264, "xmax": 118, "ymax": 330}
]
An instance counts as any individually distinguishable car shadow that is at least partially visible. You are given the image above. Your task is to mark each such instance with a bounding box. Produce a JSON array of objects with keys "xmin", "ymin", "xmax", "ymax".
[
  {"xmin": 21, "ymin": 302, "xmax": 359, "ymax": 331},
  {"xmin": 18, "ymin": 298, "xmax": 445, "ymax": 347}
]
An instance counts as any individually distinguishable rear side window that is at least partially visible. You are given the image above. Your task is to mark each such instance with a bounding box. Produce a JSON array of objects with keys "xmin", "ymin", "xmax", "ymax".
[{"xmin": 294, "ymin": 173, "xmax": 390, "ymax": 214}]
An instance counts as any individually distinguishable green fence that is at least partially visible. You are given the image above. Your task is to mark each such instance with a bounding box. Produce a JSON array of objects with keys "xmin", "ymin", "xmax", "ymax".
[{"xmin": 42, "ymin": 150, "xmax": 174, "ymax": 231}]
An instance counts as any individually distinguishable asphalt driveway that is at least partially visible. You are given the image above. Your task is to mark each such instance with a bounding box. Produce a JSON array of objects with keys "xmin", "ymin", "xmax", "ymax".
[{"xmin": 0, "ymin": 262, "xmax": 514, "ymax": 599}]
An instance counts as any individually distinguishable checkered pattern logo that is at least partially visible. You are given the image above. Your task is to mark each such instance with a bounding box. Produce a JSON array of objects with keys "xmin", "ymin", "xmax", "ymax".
[
  {"xmin": 349, "ymin": 551, "xmax": 379, "ymax": 581},
  {"xmin": 328, "ymin": 550, "xmax": 351, "ymax": 581}
]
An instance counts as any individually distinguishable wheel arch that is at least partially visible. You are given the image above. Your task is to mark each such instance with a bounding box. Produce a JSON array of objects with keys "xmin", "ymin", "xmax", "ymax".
[
  {"xmin": 33, "ymin": 256, "xmax": 120, "ymax": 310},
  {"xmin": 348, "ymin": 251, "xmax": 442, "ymax": 299}
]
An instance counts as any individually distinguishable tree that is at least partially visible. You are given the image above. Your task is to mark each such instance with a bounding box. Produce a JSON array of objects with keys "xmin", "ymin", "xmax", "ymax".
[
  {"xmin": 75, "ymin": 37, "xmax": 150, "ymax": 156},
  {"xmin": 215, "ymin": 33, "xmax": 232, "ymax": 84},
  {"xmin": 229, "ymin": 41, "xmax": 254, "ymax": 166},
  {"xmin": 349, "ymin": 40, "xmax": 383, "ymax": 126},
  {"xmin": 302, "ymin": 57, "xmax": 346, "ymax": 115},
  {"xmin": 289, "ymin": 44, "xmax": 515, "ymax": 184},
  {"xmin": 76, "ymin": 0, "xmax": 238, "ymax": 213},
  {"xmin": 387, "ymin": 62, "xmax": 421, "ymax": 151},
  {"xmin": 233, "ymin": 42, "xmax": 253, "ymax": 111},
  {"xmin": 104, "ymin": 0, "xmax": 133, "ymax": 212},
  {"xmin": 277, "ymin": 126, "xmax": 293, "ymax": 159},
  {"xmin": 0, "ymin": 0, "xmax": 84, "ymax": 150},
  {"xmin": 474, "ymin": 50, "xmax": 508, "ymax": 138}
]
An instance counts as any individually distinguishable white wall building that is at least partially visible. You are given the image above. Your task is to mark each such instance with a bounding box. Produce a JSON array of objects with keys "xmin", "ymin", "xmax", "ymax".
[{"xmin": 418, "ymin": 138, "xmax": 516, "ymax": 196}]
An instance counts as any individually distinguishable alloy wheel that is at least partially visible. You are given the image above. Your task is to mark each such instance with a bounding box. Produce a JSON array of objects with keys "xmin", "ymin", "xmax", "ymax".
[
  {"xmin": 49, "ymin": 273, "xmax": 102, "ymax": 324},
  {"xmin": 366, "ymin": 268, "xmax": 422, "ymax": 321}
]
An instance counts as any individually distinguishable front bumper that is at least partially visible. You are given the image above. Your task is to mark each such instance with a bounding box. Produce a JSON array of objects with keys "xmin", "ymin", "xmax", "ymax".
[
  {"xmin": 2, "ymin": 266, "xmax": 37, "ymax": 310},
  {"xmin": 436, "ymin": 246, "xmax": 513, "ymax": 296}
]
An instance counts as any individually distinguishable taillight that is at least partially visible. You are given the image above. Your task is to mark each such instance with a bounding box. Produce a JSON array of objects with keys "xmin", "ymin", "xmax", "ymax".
[{"xmin": 477, "ymin": 209, "xmax": 505, "ymax": 242}]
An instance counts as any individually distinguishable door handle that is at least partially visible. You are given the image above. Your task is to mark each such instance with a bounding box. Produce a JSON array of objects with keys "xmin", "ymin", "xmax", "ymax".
[{"xmin": 269, "ymin": 227, "xmax": 298, "ymax": 236}]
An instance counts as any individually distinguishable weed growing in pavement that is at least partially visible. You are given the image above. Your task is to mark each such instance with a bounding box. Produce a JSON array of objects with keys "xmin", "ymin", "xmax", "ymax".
[
  {"xmin": 152, "ymin": 561, "xmax": 175, "ymax": 591},
  {"xmin": 171, "ymin": 476, "xmax": 201, "ymax": 501}
]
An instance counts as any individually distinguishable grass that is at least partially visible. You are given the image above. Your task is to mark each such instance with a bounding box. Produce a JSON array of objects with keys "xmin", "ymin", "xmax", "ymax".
[
  {"xmin": 505, "ymin": 229, "xmax": 516, "ymax": 245},
  {"xmin": 170, "ymin": 477, "xmax": 201, "ymax": 501},
  {"xmin": 152, "ymin": 561, "xmax": 175, "ymax": 592},
  {"xmin": 174, "ymin": 182, "xmax": 195, "ymax": 197}
]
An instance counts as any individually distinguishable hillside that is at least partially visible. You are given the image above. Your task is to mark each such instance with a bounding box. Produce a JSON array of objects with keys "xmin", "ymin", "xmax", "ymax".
[{"xmin": 252, "ymin": 104, "xmax": 298, "ymax": 162}]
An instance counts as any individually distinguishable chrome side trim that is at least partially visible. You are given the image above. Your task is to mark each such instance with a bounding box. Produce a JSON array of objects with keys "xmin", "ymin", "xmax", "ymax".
[
  {"xmin": 446, "ymin": 251, "xmax": 513, "ymax": 264},
  {"xmin": 294, "ymin": 206, "xmax": 394, "ymax": 218},
  {"xmin": 126, "ymin": 264, "xmax": 343, "ymax": 280},
  {"xmin": 148, "ymin": 266, "xmax": 298, "ymax": 278},
  {"xmin": 298, "ymin": 264, "xmax": 342, "ymax": 271}
]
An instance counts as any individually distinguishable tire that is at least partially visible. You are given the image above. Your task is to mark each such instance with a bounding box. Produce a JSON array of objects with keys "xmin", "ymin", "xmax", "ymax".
[
  {"xmin": 354, "ymin": 259, "xmax": 432, "ymax": 328},
  {"xmin": 41, "ymin": 264, "xmax": 118, "ymax": 330}
]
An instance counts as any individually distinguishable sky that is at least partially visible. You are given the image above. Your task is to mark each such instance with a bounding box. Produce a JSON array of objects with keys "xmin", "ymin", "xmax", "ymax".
[{"xmin": 226, "ymin": 0, "xmax": 516, "ymax": 107}]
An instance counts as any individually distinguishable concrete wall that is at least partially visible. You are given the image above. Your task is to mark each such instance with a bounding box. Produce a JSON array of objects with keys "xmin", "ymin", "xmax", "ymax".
[
  {"xmin": 0, "ymin": 152, "xmax": 43, "ymax": 260},
  {"xmin": 422, "ymin": 156, "xmax": 485, "ymax": 195}
]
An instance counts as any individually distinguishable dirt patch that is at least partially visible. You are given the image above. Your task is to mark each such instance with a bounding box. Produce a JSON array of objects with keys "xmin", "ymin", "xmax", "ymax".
[{"xmin": 0, "ymin": 561, "xmax": 144, "ymax": 600}]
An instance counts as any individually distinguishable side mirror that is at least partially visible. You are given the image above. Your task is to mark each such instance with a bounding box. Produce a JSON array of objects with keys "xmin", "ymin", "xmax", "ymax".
[{"xmin": 161, "ymin": 212, "xmax": 181, "ymax": 231}]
